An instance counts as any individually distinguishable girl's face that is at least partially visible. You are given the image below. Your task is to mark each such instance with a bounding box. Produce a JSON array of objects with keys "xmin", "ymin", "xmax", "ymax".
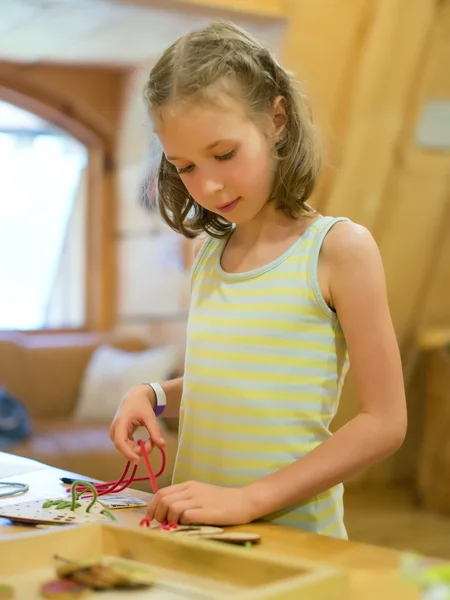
[{"xmin": 156, "ymin": 97, "xmax": 281, "ymax": 224}]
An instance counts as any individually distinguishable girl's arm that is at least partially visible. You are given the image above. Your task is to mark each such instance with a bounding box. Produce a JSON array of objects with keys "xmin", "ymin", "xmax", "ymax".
[{"xmin": 244, "ymin": 221, "xmax": 407, "ymax": 520}]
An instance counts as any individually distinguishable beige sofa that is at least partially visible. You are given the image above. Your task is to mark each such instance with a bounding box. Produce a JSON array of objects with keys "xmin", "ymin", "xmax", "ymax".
[{"xmin": 0, "ymin": 331, "xmax": 179, "ymax": 490}]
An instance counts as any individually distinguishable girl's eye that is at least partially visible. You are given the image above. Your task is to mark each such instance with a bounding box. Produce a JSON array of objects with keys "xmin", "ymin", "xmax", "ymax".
[
  {"xmin": 177, "ymin": 164, "xmax": 194, "ymax": 174},
  {"xmin": 176, "ymin": 150, "xmax": 235, "ymax": 174},
  {"xmin": 216, "ymin": 150, "xmax": 236, "ymax": 161}
]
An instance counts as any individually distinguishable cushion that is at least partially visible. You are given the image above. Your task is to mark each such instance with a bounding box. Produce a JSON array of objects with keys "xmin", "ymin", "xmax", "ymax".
[
  {"xmin": 0, "ymin": 332, "xmax": 152, "ymax": 419},
  {"xmin": 74, "ymin": 344, "xmax": 179, "ymax": 424}
]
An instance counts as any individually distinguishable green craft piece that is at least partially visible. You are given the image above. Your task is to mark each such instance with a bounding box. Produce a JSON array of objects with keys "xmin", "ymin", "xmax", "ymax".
[
  {"xmin": 69, "ymin": 480, "xmax": 98, "ymax": 512},
  {"xmin": 42, "ymin": 480, "xmax": 117, "ymax": 522},
  {"xmin": 100, "ymin": 509, "xmax": 117, "ymax": 521},
  {"xmin": 42, "ymin": 499, "xmax": 81, "ymax": 510}
]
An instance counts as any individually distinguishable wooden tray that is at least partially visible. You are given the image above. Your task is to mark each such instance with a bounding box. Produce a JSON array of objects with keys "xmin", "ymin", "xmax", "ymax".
[{"xmin": 0, "ymin": 522, "xmax": 348, "ymax": 599}]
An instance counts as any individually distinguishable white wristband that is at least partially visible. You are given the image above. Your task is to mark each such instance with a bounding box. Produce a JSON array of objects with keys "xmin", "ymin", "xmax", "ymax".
[{"xmin": 146, "ymin": 382, "xmax": 167, "ymax": 416}]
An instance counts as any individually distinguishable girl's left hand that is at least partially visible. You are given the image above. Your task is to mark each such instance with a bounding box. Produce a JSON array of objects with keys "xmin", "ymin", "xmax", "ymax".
[{"xmin": 146, "ymin": 481, "xmax": 253, "ymax": 526}]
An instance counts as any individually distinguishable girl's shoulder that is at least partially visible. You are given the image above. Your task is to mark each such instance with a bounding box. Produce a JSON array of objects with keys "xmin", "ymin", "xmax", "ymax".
[
  {"xmin": 320, "ymin": 220, "xmax": 377, "ymax": 265},
  {"xmin": 318, "ymin": 219, "xmax": 383, "ymax": 309}
]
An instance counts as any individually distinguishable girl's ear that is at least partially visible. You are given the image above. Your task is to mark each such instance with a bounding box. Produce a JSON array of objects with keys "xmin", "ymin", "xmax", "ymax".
[{"xmin": 271, "ymin": 95, "xmax": 287, "ymax": 141}]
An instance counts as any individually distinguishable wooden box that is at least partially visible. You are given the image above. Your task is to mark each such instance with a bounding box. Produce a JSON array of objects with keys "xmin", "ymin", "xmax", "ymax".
[{"xmin": 0, "ymin": 523, "xmax": 348, "ymax": 599}]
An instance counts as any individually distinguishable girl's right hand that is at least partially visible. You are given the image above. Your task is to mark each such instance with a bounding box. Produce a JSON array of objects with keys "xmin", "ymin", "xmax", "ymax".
[{"xmin": 110, "ymin": 385, "xmax": 166, "ymax": 463}]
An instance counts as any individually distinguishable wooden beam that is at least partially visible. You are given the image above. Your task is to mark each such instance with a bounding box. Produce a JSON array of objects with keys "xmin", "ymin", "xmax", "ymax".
[
  {"xmin": 120, "ymin": 0, "xmax": 288, "ymax": 19},
  {"xmin": 175, "ymin": 0, "xmax": 287, "ymax": 17}
]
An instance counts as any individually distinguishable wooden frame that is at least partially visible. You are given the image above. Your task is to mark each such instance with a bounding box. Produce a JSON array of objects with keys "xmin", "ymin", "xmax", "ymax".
[
  {"xmin": 0, "ymin": 83, "xmax": 115, "ymax": 333},
  {"xmin": 0, "ymin": 522, "xmax": 348, "ymax": 599}
]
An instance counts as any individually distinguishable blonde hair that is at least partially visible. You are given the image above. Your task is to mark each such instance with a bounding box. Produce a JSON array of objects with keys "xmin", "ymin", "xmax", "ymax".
[{"xmin": 144, "ymin": 20, "xmax": 322, "ymax": 238}]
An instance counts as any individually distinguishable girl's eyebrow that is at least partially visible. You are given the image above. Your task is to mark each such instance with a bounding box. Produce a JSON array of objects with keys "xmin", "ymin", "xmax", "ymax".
[{"xmin": 167, "ymin": 139, "xmax": 234, "ymax": 161}]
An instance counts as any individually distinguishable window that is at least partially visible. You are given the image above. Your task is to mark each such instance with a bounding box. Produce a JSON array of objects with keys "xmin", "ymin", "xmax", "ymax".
[{"xmin": 0, "ymin": 100, "xmax": 88, "ymax": 330}]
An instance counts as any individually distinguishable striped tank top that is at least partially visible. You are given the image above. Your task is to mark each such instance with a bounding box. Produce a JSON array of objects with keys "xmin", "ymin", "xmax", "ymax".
[{"xmin": 172, "ymin": 216, "xmax": 350, "ymax": 539}]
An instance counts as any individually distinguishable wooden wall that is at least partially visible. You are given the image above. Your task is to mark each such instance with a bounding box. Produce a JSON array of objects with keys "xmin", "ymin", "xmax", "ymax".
[{"xmin": 281, "ymin": 0, "xmax": 450, "ymax": 483}]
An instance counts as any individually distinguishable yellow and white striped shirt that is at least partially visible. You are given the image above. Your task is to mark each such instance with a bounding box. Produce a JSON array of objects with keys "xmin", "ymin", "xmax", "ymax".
[{"xmin": 172, "ymin": 216, "xmax": 350, "ymax": 539}]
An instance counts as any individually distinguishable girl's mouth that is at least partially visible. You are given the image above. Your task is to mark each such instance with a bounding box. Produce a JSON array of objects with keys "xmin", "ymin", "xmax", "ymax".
[{"xmin": 216, "ymin": 197, "xmax": 240, "ymax": 214}]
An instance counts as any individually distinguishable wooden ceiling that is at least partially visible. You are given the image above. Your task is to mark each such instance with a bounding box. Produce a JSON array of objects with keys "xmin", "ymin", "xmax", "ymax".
[{"xmin": 0, "ymin": 0, "xmax": 286, "ymax": 67}]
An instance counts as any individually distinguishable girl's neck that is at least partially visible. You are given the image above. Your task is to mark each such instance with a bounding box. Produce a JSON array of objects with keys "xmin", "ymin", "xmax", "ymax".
[{"xmin": 231, "ymin": 202, "xmax": 318, "ymax": 248}]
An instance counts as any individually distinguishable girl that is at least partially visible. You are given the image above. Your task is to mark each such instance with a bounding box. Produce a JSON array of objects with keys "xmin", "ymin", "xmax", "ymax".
[{"xmin": 110, "ymin": 21, "xmax": 406, "ymax": 539}]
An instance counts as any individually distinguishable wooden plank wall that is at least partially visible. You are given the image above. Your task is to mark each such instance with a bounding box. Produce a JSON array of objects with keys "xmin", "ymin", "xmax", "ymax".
[{"xmin": 281, "ymin": 0, "xmax": 450, "ymax": 483}]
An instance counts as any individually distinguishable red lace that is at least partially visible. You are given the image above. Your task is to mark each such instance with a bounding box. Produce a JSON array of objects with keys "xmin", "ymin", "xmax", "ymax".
[
  {"xmin": 70, "ymin": 440, "xmax": 165, "ymax": 497},
  {"xmin": 70, "ymin": 441, "xmax": 173, "ymax": 528}
]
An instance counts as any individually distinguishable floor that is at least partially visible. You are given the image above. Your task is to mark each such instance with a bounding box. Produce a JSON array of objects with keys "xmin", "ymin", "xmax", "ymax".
[{"xmin": 344, "ymin": 483, "xmax": 450, "ymax": 560}]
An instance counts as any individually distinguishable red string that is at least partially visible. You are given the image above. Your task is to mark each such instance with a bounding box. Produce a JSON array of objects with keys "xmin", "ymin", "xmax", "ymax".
[
  {"xmin": 139, "ymin": 440, "xmax": 160, "ymax": 494},
  {"xmin": 71, "ymin": 442, "xmax": 166, "ymax": 498}
]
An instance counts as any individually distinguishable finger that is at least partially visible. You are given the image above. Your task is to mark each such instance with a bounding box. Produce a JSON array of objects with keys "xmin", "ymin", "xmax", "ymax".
[
  {"xmin": 179, "ymin": 507, "xmax": 220, "ymax": 527},
  {"xmin": 146, "ymin": 485, "xmax": 187, "ymax": 522},
  {"xmin": 156, "ymin": 482, "xmax": 188, "ymax": 496},
  {"xmin": 128, "ymin": 432, "xmax": 145, "ymax": 453},
  {"xmin": 113, "ymin": 420, "xmax": 140, "ymax": 463},
  {"xmin": 142, "ymin": 416, "xmax": 166, "ymax": 449},
  {"xmin": 127, "ymin": 439, "xmax": 144, "ymax": 465},
  {"xmin": 146, "ymin": 493, "xmax": 161, "ymax": 523},
  {"xmin": 141, "ymin": 438, "xmax": 153, "ymax": 454},
  {"xmin": 154, "ymin": 492, "xmax": 191, "ymax": 524},
  {"xmin": 167, "ymin": 500, "xmax": 201, "ymax": 525},
  {"xmin": 109, "ymin": 421, "xmax": 116, "ymax": 442},
  {"xmin": 145, "ymin": 488, "xmax": 172, "ymax": 523},
  {"xmin": 180, "ymin": 508, "xmax": 210, "ymax": 526}
]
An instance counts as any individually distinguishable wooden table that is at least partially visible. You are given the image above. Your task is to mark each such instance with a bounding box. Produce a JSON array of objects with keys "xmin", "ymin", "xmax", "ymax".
[{"xmin": 0, "ymin": 452, "xmax": 420, "ymax": 599}]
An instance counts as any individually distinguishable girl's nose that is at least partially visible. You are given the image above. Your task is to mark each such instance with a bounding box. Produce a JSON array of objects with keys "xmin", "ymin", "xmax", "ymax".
[{"xmin": 201, "ymin": 176, "xmax": 224, "ymax": 196}]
